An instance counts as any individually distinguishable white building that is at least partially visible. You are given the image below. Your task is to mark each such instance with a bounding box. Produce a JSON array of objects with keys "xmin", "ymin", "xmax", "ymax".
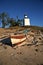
[{"xmin": 23, "ymin": 15, "xmax": 30, "ymax": 26}]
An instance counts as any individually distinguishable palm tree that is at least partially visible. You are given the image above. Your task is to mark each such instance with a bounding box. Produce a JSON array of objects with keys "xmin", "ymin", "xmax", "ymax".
[{"xmin": 0, "ymin": 12, "xmax": 9, "ymax": 28}]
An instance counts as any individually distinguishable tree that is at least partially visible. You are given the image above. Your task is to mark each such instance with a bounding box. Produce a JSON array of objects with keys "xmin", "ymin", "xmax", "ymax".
[
  {"xmin": 9, "ymin": 18, "xmax": 22, "ymax": 27},
  {"xmin": 9, "ymin": 18, "xmax": 16, "ymax": 27},
  {"xmin": 17, "ymin": 19, "xmax": 22, "ymax": 26},
  {"xmin": 0, "ymin": 12, "xmax": 9, "ymax": 28},
  {"xmin": 16, "ymin": 16, "xmax": 22, "ymax": 26}
]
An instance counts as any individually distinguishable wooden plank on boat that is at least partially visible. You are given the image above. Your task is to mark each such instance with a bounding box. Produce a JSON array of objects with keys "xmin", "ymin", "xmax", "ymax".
[{"xmin": 10, "ymin": 34, "xmax": 26, "ymax": 46}]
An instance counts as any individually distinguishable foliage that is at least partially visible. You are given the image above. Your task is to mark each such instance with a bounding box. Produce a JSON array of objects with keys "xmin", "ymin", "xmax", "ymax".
[
  {"xmin": 9, "ymin": 18, "xmax": 16, "ymax": 27},
  {"xmin": 9, "ymin": 18, "xmax": 22, "ymax": 27},
  {"xmin": 0, "ymin": 12, "xmax": 9, "ymax": 28},
  {"xmin": 0, "ymin": 12, "xmax": 22, "ymax": 28}
]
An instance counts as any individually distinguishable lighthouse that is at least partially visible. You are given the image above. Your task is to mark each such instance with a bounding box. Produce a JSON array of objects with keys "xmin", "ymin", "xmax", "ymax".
[{"xmin": 23, "ymin": 15, "xmax": 30, "ymax": 26}]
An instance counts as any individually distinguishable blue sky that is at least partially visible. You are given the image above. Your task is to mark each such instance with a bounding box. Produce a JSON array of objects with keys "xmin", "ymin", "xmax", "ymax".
[{"xmin": 0, "ymin": 0, "xmax": 43, "ymax": 27}]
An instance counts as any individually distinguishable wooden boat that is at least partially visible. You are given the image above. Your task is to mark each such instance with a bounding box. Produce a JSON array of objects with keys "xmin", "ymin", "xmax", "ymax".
[{"xmin": 10, "ymin": 34, "xmax": 26, "ymax": 46}]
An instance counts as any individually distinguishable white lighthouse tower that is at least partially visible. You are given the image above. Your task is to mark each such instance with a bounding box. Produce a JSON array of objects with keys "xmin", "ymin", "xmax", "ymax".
[{"xmin": 23, "ymin": 15, "xmax": 30, "ymax": 26}]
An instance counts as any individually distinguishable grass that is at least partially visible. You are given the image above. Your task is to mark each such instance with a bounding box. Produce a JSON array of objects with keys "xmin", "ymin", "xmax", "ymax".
[{"xmin": 1, "ymin": 25, "xmax": 43, "ymax": 31}]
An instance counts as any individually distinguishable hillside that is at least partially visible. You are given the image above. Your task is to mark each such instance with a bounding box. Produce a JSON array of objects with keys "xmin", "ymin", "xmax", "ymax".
[{"xmin": 0, "ymin": 26, "xmax": 43, "ymax": 65}]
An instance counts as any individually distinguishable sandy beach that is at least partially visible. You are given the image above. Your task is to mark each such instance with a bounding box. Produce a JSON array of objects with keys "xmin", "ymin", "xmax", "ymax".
[{"xmin": 0, "ymin": 27, "xmax": 43, "ymax": 65}]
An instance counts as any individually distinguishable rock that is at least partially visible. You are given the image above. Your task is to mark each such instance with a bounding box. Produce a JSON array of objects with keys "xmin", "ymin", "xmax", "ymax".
[
  {"xmin": 0, "ymin": 42, "xmax": 3, "ymax": 46},
  {"xmin": 3, "ymin": 44, "xmax": 7, "ymax": 49},
  {"xmin": 11, "ymin": 53, "xmax": 14, "ymax": 56},
  {"xmin": 35, "ymin": 48, "xmax": 38, "ymax": 52},
  {"xmin": 40, "ymin": 64, "xmax": 43, "ymax": 65},
  {"xmin": 17, "ymin": 51, "xmax": 22, "ymax": 54}
]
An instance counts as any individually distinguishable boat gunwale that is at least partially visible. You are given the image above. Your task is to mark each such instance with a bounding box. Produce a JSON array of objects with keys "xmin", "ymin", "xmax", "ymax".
[{"xmin": 10, "ymin": 34, "xmax": 26, "ymax": 39}]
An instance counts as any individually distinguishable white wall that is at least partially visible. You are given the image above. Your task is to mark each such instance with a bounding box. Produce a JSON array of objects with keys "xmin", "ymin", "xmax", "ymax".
[{"xmin": 24, "ymin": 18, "xmax": 30, "ymax": 26}]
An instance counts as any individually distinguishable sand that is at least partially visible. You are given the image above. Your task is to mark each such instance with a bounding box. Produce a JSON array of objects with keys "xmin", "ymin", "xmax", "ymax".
[
  {"xmin": 0, "ymin": 27, "xmax": 43, "ymax": 65},
  {"xmin": 0, "ymin": 44, "xmax": 43, "ymax": 65}
]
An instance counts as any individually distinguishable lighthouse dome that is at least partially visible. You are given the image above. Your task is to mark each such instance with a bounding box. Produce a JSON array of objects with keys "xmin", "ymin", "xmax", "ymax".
[{"xmin": 25, "ymin": 15, "xmax": 27, "ymax": 18}]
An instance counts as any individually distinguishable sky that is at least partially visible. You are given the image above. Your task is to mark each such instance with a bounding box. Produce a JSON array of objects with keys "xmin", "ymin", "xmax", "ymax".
[{"xmin": 0, "ymin": 0, "xmax": 43, "ymax": 27}]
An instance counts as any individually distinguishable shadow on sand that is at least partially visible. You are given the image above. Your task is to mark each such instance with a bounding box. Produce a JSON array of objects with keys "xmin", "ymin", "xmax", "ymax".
[{"xmin": 0, "ymin": 37, "xmax": 12, "ymax": 47}]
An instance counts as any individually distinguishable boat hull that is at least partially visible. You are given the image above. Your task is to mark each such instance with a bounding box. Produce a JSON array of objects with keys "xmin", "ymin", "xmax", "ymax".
[{"xmin": 10, "ymin": 35, "xmax": 26, "ymax": 45}]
